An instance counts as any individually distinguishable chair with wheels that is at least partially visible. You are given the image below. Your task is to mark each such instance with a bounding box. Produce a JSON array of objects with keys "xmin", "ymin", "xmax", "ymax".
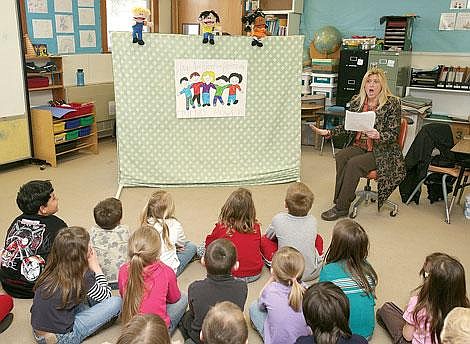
[{"xmin": 349, "ymin": 117, "xmax": 408, "ymax": 219}]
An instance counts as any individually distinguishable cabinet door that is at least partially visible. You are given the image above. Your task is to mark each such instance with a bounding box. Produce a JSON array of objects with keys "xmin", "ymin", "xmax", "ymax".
[{"xmin": 176, "ymin": 0, "xmax": 242, "ymax": 35}]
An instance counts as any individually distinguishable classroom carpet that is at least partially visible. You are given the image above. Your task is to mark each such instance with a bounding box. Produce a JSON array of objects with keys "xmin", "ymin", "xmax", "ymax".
[{"xmin": 0, "ymin": 138, "xmax": 468, "ymax": 344}]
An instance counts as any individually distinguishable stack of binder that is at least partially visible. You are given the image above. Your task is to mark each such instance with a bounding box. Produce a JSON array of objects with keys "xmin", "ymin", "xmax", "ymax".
[{"xmin": 437, "ymin": 66, "xmax": 470, "ymax": 90}]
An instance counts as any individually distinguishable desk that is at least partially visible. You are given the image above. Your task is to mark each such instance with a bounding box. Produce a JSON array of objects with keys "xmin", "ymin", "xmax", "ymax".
[
  {"xmin": 447, "ymin": 138, "xmax": 470, "ymax": 223},
  {"xmin": 301, "ymin": 96, "xmax": 325, "ymax": 148}
]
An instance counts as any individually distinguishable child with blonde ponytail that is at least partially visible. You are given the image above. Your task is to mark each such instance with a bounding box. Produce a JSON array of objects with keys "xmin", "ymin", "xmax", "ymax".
[
  {"xmin": 142, "ymin": 190, "xmax": 197, "ymax": 276},
  {"xmin": 249, "ymin": 246, "xmax": 310, "ymax": 344},
  {"xmin": 118, "ymin": 225, "xmax": 187, "ymax": 333}
]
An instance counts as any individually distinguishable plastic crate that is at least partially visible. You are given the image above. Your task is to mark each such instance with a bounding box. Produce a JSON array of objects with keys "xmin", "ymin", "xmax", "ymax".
[
  {"xmin": 65, "ymin": 118, "xmax": 80, "ymax": 129},
  {"xmin": 53, "ymin": 122, "xmax": 65, "ymax": 133},
  {"xmin": 54, "ymin": 133, "xmax": 66, "ymax": 144},
  {"xmin": 61, "ymin": 102, "xmax": 94, "ymax": 119},
  {"xmin": 79, "ymin": 116, "xmax": 94, "ymax": 126},
  {"xmin": 56, "ymin": 141, "xmax": 77, "ymax": 154},
  {"xmin": 79, "ymin": 126, "xmax": 91, "ymax": 137},
  {"xmin": 66, "ymin": 129, "xmax": 79, "ymax": 141}
]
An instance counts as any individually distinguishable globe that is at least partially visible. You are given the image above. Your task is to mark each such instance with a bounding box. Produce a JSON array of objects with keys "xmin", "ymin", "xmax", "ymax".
[{"xmin": 313, "ymin": 26, "xmax": 342, "ymax": 55}]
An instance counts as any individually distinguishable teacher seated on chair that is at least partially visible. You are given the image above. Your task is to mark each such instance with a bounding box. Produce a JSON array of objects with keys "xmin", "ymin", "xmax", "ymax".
[{"xmin": 310, "ymin": 67, "xmax": 405, "ymax": 221}]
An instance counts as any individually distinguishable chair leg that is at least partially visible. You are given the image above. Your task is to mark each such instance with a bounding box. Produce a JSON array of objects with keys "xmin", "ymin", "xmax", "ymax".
[
  {"xmin": 405, "ymin": 172, "xmax": 431, "ymax": 205},
  {"xmin": 320, "ymin": 137, "xmax": 324, "ymax": 156},
  {"xmin": 457, "ymin": 175, "xmax": 468, "ymax": 204},
  {"xmin": 442, "ymin": 174, "xmax": 451, "ymax": 224},
  {"xmin": 331, "ymin": 138, "xmax": 335, "ymax": 157}
]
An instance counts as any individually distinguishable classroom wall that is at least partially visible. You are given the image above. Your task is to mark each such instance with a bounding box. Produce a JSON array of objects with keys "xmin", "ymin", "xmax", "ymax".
[
  {"xmin": 300, "ymin": 0, "xmax": 470, "ymax": 53},
  {"xmin": 158, "ymin": 0, "xmax": 172, "ymax": 33}
]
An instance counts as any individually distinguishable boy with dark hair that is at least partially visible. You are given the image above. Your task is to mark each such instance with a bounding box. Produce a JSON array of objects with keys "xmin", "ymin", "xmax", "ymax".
[
  {"xmin": 260, "ymin": 182, "xmax": 323, "ymax": 282},
  {"xmin": 90, "ymin": 197, "xmax": 129, "ymax": 288},
  {"xmin": 201, "ymin": 301, "xmax": 248, "ymax": 344},
  {"xmin": 179, "ymin": 239, "xmax": 247, "ymax": 344},
  {"xmin": 0, "ymin": 180, "xmax": 67, "ymax": 298}
]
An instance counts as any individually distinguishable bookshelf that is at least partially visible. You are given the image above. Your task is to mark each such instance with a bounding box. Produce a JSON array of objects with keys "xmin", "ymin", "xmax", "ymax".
[
  {"xmin": 244, "ymin": 0, "xmax": 303, "ymax": 36},
  {"xmin": 25, "ymin": 55, "xmax": 64, "ymax": 102}
]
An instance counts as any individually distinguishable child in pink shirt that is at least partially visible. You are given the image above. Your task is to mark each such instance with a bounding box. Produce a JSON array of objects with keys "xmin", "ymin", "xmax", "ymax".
[
  {"xmin": 377, "ymin": 252, "xmax": 470, "ymax": 344},
  {"xmin": 118, "ymin": 225, "xmax": 187, "ymax": 334}
]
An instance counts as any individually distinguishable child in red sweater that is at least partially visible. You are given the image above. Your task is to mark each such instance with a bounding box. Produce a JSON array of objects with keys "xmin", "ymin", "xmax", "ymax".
[{"xmin": 203, "ymin": 188, "xmax": 263, "ymax": 283}]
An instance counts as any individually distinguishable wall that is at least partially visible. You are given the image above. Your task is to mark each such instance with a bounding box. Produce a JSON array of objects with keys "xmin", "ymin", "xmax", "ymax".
[
  {"xmin": 0, "ymin": 0, "xmax": 31, "ymax": 164},
  {"xmin": 300, "ymin": 0, "xmax": 470, "ymax": 53},
  {"xmin": 158, "ymin": 0, "xmax": 172, "ymax": 33}
]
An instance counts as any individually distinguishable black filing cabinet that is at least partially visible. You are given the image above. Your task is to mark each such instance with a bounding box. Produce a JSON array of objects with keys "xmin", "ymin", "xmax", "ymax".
[{"xmin": 336, "ymin": 49, "xmax": 369, "ymax": 107}]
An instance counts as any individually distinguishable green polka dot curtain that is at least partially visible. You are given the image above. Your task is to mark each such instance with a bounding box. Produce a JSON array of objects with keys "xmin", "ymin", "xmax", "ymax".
[{"xmin": 112, "ymin": 33, "xmax": 302, "ymax": 187}]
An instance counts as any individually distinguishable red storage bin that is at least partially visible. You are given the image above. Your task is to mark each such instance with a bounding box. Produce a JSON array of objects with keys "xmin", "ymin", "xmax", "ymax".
[
  {"xmin": 60, "ymin": 102, "xmax": 94, "ymax": 119},
  {"xmin": 27, "ymin": 77, "xmax": 49, "ymax": 89}
]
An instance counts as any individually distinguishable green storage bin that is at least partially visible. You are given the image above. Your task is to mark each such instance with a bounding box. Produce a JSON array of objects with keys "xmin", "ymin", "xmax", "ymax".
[
  {"xmin": 66, "ymin": 129, "xmax": 79, "ymax": 141},
  {"xmin": 80, "ymin": 116, "xmax": 94, "ymax": 126}
]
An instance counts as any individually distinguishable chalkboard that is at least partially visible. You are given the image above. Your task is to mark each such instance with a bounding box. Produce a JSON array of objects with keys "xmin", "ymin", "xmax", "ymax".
[
  {"xmin": 0, "ymin": 0, "xmax": 31, "ymax": 164},
  {"xmin": 301, "ymin": 0, "xmax": 470, "ymax": 53},
  {"xmin": 25, "ymin": 0, "xmax": 102, "ymax": 54}
]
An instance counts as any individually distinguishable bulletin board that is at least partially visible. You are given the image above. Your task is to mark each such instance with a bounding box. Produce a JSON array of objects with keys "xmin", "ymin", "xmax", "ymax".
[
  {"xmin": 25, "ymin": 0, "xmax": 102, "ymax": 54},
  {"xmin": 0, "ymin": 0, "xmax": 31, "ymax": 165},
  {"xmin": 112, "ymin": 33, "xmax": 302, "ymax": 187},
  {"xmin": 301, "ymin": 0, "xmax": 470, "ymax": 53}
]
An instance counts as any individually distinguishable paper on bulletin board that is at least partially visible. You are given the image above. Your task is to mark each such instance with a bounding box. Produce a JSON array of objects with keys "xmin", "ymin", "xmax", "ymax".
[
  {"xmin": 56, "ymin": 14, "xmax": 74, "ymax": 33},
  {"xmin": 80, "ymin": 30, "xmax": 96, "ymax": 47},
  {"xmin": 455, "ymin": 13, "xmax": 470, "ymax": 30},
  {"xmin": 57, "ymin": 35, "xmax": 75, "ymax": 54},
  {"xmin": 79, "ymin": 8, "xmax": 95, "ymax": 26},
  {"xmin": 78, "ymin": 0, "xmax": 94, "ymax": 7},
  {"xmin": 450, "ymin": 0, "xmax": 467, "ymax": 9},
  {"xmin": 32, "ymin": 19, "xmax": 53, "ymax": 38},
  {"xmin": 344, "ymin": 111, "xmax": 376, "ymax": 131},
  {"xmin": 27, "ymin": 0, "xmax": 48, "ymax": 13},
  {"xmin": 54, "ymin": 0, "xmax": 72, "ymax": 12},
  {"xmin": 439, "ymin": 13, "xmax": 457, "ymax": 30}
]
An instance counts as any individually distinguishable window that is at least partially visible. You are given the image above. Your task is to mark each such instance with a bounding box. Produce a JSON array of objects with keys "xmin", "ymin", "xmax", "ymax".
[{"xmin": 105, "ymin": 0, "xmax": 155, "ymax": 50}]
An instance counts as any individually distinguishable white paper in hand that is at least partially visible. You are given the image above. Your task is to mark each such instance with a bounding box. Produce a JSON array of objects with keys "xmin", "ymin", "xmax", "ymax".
[{"xmin": 344, "ymin": 110, "xmax": 376, "ymax": 131}]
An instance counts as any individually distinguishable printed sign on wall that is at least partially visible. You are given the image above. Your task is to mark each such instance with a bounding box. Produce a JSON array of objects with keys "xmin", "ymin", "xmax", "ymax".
[{"xmin": 174, "ymin": 59, "xmax": 247, "ymax": 119}]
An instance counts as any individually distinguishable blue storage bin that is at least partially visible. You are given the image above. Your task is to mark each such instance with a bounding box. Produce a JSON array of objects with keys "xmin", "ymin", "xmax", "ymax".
[
  {"xmin": 65, "ymin": 118, "xmax": 80, "ymax": 129},
  {"xmin": 79, "ymin": 126, "xmax": 91, "ymax": 137}
]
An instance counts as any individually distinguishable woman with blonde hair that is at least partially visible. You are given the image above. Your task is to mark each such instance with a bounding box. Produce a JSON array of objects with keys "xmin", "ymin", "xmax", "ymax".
[
  {"xmin": 118, "ymin": 225, "xmax": 187, "ymax": 333},
  {"xmin": 310, "ymin": 67, "xmax": 405, "ymax": 221},
  {"xmin": 249, "ymin": 246, "xmax": 310, "ymax": 344}
]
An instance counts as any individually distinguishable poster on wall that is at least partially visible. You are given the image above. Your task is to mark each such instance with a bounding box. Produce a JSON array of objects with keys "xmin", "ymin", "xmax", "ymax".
[
  {"xmin": 455, "ymin": 12, "xmax": 470, "ymax": 29},
  {"xmin": 174, "ymin": 59, "xmax": 248, "ymax": 119},
  {"xmin": 439, "ymin": 13, "xmax": 457, "ymax": 30}
]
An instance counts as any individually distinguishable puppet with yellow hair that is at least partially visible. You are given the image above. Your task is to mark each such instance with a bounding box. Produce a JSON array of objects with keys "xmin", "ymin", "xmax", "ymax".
[{"xmin": 132, "ymin": 6, "xmax": 152, "ymax": 45}]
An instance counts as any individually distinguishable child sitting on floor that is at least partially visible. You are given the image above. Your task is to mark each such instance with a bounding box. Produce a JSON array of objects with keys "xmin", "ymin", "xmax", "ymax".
[
  {"xmin": 320, "ymin": 219, "xmax": 378, "ymax": 339},
  {"xmin": 441, "ymin": 307, "xmax": 470, "ymax": 344},
  {"xmin": 250, "ymin": 246, "xmax": 310, "ymax": 344},
  {"xmin": 0, "ymin": 180, "xmax": 67, "ymax": 298},
  {"xmin": 180, "ymin": 239, "xmax": 247, "ymax": 344},
  {"xmin": 116, "ymin": 314, "xmax": 171, "ymax": 344},
  {"xmin": 296, "ymin": 281, "xmax": 367, "ymax": 344},
  {"xmin": 142, "ymin": 190, "xmax": 197, "ymax": 276},
  {"xmin": 90, "ymin": 197, "xmax": 129, "ymax": 289},
  {"xmin": 261, "ymin": 182, "xmax": 323, "ymax": 281},
  {"xmin": 201, "ymin": 301, "xmax": 248, "ymax": 344},
  {"xmin": 30, "ymin": 226, "xmax": 121, "ymax": 343},
  {"xmin": 377, "ymin": 252, "xmax": 469, "ymax": 344},
  {"xmin": 201, "ymin": 188, "xmax": 263, "ymax": 283},
  {"xmin": 118, "ymin": 225, "xmax": 187, "ymax": 334}
]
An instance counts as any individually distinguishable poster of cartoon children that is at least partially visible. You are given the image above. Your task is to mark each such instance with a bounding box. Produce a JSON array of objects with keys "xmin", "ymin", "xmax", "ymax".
[{"xmin": 174, "ymin": 59, "xmax": 247, "ymax": 118}]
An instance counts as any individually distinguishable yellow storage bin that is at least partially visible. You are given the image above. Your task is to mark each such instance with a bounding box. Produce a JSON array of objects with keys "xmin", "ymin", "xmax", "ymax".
[
  {"xmin": 54, "ymin": 133, "xmax": 66, "ymax": 144},
  {"xmin": 53, "ymin": 122, "xmax": 65, "ymax": 133}
]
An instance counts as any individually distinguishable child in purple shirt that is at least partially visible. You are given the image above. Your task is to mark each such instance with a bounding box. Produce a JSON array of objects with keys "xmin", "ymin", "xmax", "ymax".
[{"xmin": 249, "ymin": 247, "xmax": 310, "ymax": 344}]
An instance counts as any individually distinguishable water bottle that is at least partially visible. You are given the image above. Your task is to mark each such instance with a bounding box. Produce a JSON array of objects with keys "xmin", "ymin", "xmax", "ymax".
[{"xmin": 76, "ymin": 69, "xmax": 85, "ymax": 86}]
